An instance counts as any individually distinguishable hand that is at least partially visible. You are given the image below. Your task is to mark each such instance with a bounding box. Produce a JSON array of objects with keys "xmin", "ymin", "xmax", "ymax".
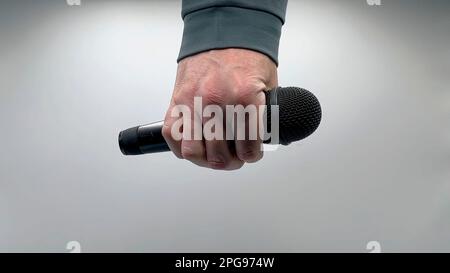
[{"xmin": 162, "ymin": 48, "xmax": 278, "ymax": 170}]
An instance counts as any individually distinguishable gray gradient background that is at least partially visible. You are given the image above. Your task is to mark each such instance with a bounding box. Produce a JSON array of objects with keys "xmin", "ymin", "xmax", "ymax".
[{"xmin": 0, "ymin": 0, "xmax": 449, "ymax": 252}]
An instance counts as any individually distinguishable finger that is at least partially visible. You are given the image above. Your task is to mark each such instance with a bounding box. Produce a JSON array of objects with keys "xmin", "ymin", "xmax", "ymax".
[
  {"xmin": 235, "ymin": 92, "xmax": 265, "ymax": 163},
  {"xmin": 205, "ymin": 138, "xmax": 244, "ymax": 170},
  {"xmin": 181, "ymin": 139, "xmax": 208, "ymax": 167},
  {"xmin": 235, "ymin": 138, "xmax": 263, "ymax": 163},
  {"xmin": 202, "ymin": 105, "xmax": 244, "ymax": 170},
  {"xmin": 234, "ymin": 110, "xmax": 264, "ymax": 163},
  {"xmin": 181, "ymin": 114, "xmax": 208, "ymax": 167},
  {"xmin": 235, "ymin": 127, "xmax": 264, "ymax": 163},
  {"xmin": 162, "ymin": 103, "xmax": 183, "ymax": 159}
]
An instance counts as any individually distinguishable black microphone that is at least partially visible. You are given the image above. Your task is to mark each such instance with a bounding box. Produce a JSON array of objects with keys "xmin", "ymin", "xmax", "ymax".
[{"xmin": 119, "ymin": 87, "xmax": 322, "ymax": 156}]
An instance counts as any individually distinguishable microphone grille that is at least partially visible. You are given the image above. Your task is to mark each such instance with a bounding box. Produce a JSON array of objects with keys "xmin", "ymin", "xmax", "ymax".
[{"xmin": 277, "ymin": 87, "xmax": 322, "ymax": 145}]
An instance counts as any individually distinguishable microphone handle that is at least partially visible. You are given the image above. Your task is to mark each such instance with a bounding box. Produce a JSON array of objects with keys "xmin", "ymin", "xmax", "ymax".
[
  {"xmin": 135, "ymin": 121, "xmax": 171, "ymax": 154},
  {"xmin": 119, "ymin": 121, "xmax": 170, "ymax": 155}
]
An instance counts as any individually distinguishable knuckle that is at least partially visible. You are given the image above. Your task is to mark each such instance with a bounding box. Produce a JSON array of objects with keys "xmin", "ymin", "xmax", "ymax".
[
  {"xmin": 181, "ymin": 146, "xmax": 202, "ymax": 161},
  {"xmin": 173, "ymin": 85, "xmax": 196, "ymax": 104},
  {"xmin": 172, "ymin": 93, "xmax": 185, "ymax": 106},
  {"xmin": 234, "ymin": 82, "xmax": 254, "ymax": 93},
  {"xmin": 234, "ymin": 83, "xmax": 260, "ymax": 105},
  {"xmin": 207, "ymin": 154, "xmax": 231, "ymax": 170},
  {"xmin": 208, "ymin": 161, "xmax": 229, "ymax": 170},
  {"xmin": 202, "ymin": 88, "xmax": 226, "ymax": 105},
  {"xmin": 237, "ymin": 149, "xmax": 263, "ymax": 163},
  {"xmin": 209, "ymin": 158, "xmax": 245, "ymax": 171}
]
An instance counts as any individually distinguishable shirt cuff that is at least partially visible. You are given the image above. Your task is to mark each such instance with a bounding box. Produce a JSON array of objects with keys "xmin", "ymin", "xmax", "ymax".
[{"xmin": 177, "ymin": 7, "xmax": 284, "ymax": 66}]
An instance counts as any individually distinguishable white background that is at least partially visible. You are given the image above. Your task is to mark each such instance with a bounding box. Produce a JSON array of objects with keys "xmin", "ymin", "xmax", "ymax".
[{"xmin": 0, "ymin": 0, "xmax": 449, "ymax": 252}]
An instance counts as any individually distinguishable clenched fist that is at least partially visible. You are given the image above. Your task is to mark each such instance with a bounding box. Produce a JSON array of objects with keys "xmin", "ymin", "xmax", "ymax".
[{"xmin": 162, "ymin": 48, "xmax": 278, "ymax": 170}]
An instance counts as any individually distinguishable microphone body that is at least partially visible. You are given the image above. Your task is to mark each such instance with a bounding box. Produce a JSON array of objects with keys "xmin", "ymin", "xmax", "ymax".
[
  {"xmin": 119, "ymin": 121, "xmax": 170, "ymax": 155},
  {"xmin": 119, "ymin": 87, "xmax": 322, "ymax": 156}
]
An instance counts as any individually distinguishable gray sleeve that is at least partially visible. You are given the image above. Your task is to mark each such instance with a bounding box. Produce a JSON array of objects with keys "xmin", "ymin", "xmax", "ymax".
[{"xmin": 178, "ymin": 0, "xmax": 288, "ymax": 66}]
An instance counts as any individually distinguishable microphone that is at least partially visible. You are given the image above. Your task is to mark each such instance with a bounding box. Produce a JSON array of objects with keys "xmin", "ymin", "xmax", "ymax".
[{"xmin": 119, "ymin": 87, "xmax": 322, "ymax": 156}]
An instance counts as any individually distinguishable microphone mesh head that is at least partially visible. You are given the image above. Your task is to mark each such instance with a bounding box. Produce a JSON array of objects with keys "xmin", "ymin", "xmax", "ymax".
[{"xmin": 277, "ymin": 87, "xmax": 322, "ymax": 145}]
